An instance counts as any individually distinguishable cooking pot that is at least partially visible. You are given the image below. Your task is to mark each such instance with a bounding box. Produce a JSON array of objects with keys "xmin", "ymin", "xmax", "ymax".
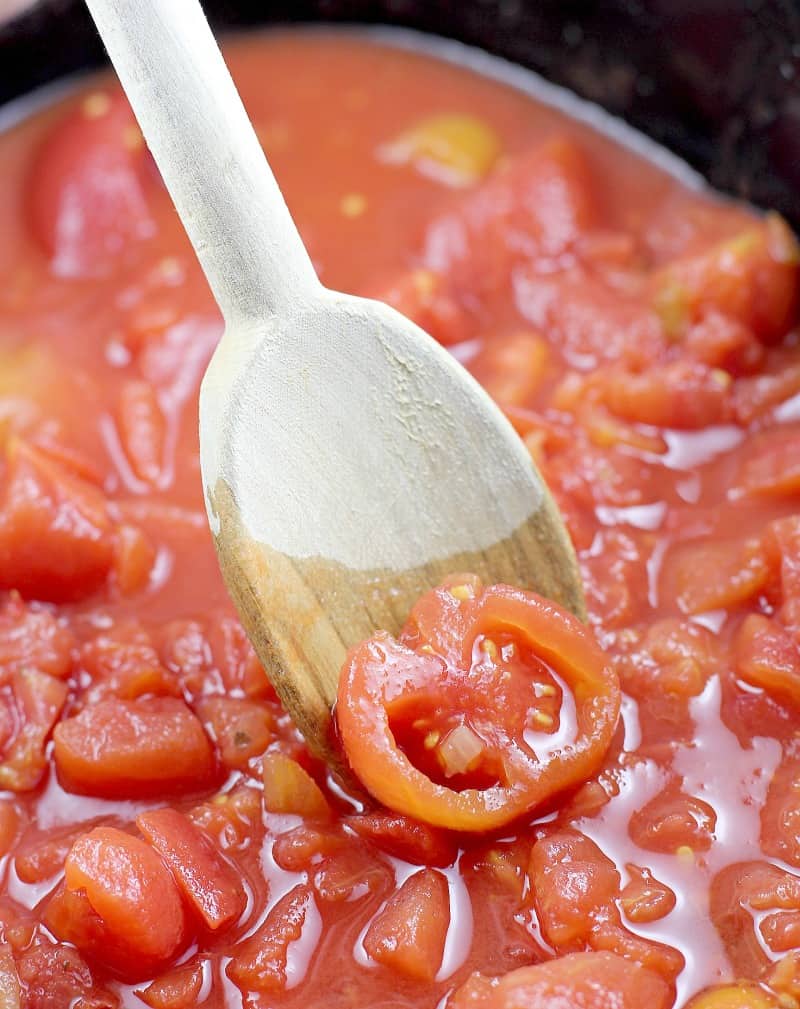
[{"xmin": 1, "ymin": 0, "xmax": 799, "ymax": 228}]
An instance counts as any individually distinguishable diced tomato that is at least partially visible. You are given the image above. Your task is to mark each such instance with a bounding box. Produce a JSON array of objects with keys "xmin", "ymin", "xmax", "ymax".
[
  {"xmin": 580, "ymin": 529, "xmax": 651, "ymax": 629},
  {"xmin": 619, "ymin": 867, "xmax": 676, "ymax": 924},
  {"xmin": 366, "ymin": 268, "xmax": 473, "ymax": 346},
  {"xmin": 194, "ymin": 695, "xmax": 274, "ymax": 770},
  {"xmin": 262, "ymin": 751, "xmax": 331, "ymax": 820},
  {"xmin": 0, "ymin": 944, "xmax": 20, "ymax": 1009},
  {"xmin": 771, "ymin": 516, "xmax": 800, "ymax": 588},
  {"xmin": 710, "ymin": 861, "xmax": 800, "ymax": 976},
  {"xmin": 736, "ymin": 434, "xmax": 800, "ymax": 499},
  {"xmin": 79, "ymin": 626, "xmax": 178, "ymax": 702},
  {"xmin": 117, "ymin": 380, "xmax": 167, "ymax": 488},
  {"xmin": 735, "ymin": 614, "xmax": 800, "ymax": 704},
  {"xmin": 734, "ymin": 360, "xmax": 800, "ymax": 423},
  {"xmin": 684, "ymin": 310, "xmax": 764, "ymax": 374},
  {"xmin": 470, "ymin": 330, "xmax": 551, "ymax": 408},
  {"xmin": 362, "ymin": 868, "xmax": 450, "ymax": 982},
  {"xmin": 271, "ymin": 824, "xmax": 347, "ymax": 872},
  {"xmin": 0, "ymin": 594, "xmax": 75, "ymax": 681},
  {"xmin": 449, "ymin": 951, "xmax": 672, "ymax": 1009},
  {"xmin": 0, "ymin": 670, "xmax": 68, "ymax": 792},
  {"xmin": 312, "ymin": 842, "xmax": 392, "ymax": 904},
  {"xmin": 628, "ymin": 788, "xmax": 717, "ymax": 853},
  {"xmin": 0, "ymin": 439, "xmax": 114, "ymax": 602},
  {"xmin": 662, "ymin": 537, "xmax": 771, "ymax": 615},
  {"xmin": 652, "ymin": 214, "xmax": 799, "ymax": 344},
  {"xmin": 767, "ymin": 951, "xmax": 800, "ymax": 1005},
  {"xmin": 761, "ymin": 757, "xmax": 800, "ymax": 867},
  {"xmin": 338, "ymin": 579, "xmax": 620, "ymax": 831},
  {"xmin": 530, "ymin": 831, "xmax": 619, "ymax": 949},
  {"xmin": 227, "ymin": 884, "xmax": 317, "ymax": 994},
  {"xmin": 46, "ymin": 826, "xmax": 186, "ymax": 980},
  {"xmin": 137, "ymin": 807, "xmax": 246, "ymax": 932},
  {"xmin": 27, "ymin": 89, "xmax": 156, "ymax": 277},
  {"xmin": 187, "ymin": 783, "xmax": 263, "ymax": 854},
  {"xmin": 206, "ymin": 615, "xmax": 273, "ymax": 700},
  {"xmin": 111, "ymin": 523, "xmax": 156, "ymax": 596},
  {"xmin": 15, "ymin": 939, "xmax": 110, "ymax": 1009},
  {"xmin": 15, "ymin": 824, "xmax": 90, "ymax": 884},
  {"xmin": 513, "ymin": 268, "xmax": 664, "ymax": 367},
  {"xmin": 615, "ymin": 619, "xmax": 720, "ymax": 701},
  {"xmin": 599, "ymin": 360, "xmax": 732, "ymax": 430},
  {"xmin": 423, "ymin": 137, "xmax": 598, "ymax": 293},
  {"xmin": 137, "ymin": 962, "xmax": 204, "ymax": 1009},
  {"xmin": 53, "ymin": 697, "xmax": 216, "ymax": 797},
  {"xmin": 346, "ymin": 812, "xmax": 457, "ymax": 867}
]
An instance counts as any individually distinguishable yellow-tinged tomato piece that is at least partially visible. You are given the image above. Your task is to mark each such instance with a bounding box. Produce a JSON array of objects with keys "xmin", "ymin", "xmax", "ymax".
[{"xmin": 381, "ymin": 114, "xmax": 501, "ymax": 187}]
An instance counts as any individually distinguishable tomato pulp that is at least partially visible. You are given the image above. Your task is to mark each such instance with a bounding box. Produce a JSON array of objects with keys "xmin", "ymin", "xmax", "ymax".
[{"xmin": 1, "ymin": 29, "xmax": 800, "ymax": 1009}]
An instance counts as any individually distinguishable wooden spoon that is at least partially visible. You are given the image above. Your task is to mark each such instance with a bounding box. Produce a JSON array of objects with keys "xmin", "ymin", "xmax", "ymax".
[{"xmin": 85, "ymin": 0, "xmax": 585, "ymax": 763}]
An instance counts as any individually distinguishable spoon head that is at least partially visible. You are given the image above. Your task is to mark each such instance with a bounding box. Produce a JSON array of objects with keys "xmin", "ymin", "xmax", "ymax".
[{"xmin": 200, "ymin": 291, "xmax": 583, "ymax": 761}]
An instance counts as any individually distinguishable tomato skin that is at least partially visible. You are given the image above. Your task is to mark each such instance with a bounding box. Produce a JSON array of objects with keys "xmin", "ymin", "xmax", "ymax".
[
  {"xmin": 337, "ymin": 580, "xmax": 620, "ymax": 831},
  {"xmin": 136, "ymin": 807, "xmax": 246, "ymax": 932},
  {"xmin": 27, "ymin": 89, "xmax": 156, "ymax": 277},
  {"xmin": 53, "ymin": 696, "xmax": 216, "ymax": 797},
  {"xmin": 362, "ymin": 868, "xmax": 450, "ymax": 982},
  {"xmin": 449, "ymin": 951, "xmax": 672, "ymax": 1009},
  {"xmin": 46, "ymin": 826, "xmax": 187, "ymax": 980}
]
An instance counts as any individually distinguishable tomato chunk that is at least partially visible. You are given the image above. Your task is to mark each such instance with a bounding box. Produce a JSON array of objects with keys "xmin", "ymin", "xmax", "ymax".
[
  {"xmin": 449, "ymin": 951, "xmax": 672, "ymax": 1009},
  {"xmin": 0, "ymin": 595, "xmax": 75, "ymax": 680},
  {"xmin": 0, "ymin": 439, "xmax": 114, "ymax": 602},
  {"xmin": 137, "ymin": 807, "xmax": 246, "ymax": 932},
  {"xmin": 227, "ymin": 883, "xmax": 318, "ymax": 994},
  {"xmin": 27, "ymin": 89, "xmax": 156, "ymax": 277},
  {"xmin": 45, "ymin": 826, "xmax": 186, "ymax": 980},
  {"xmin": 195, "ymin": 695, "xmax": 274, "ymax": 770},
  {"xmin": 347, "ymin": 812, "xmax": 457, "ymax": 867},
  {"xmin": 137, "ymin": 962, "xmax": 204, "ymax": 1009},
  {"xmin": 53, "ymin": 697, "xmax": 216, "ymax": 797},
  {"xmin": 262, "ymin": 751, "xmax": 331, "ymax": 820},
  {"xmin": 362, "ymin": 868, "xmax": 450, "ymax": 982},
  {"xmin": 337, "ymin": 578, "xmax": 620, "ymax": 831}
]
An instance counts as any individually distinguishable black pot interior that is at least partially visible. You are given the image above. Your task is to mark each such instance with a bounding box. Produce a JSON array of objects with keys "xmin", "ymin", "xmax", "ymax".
[{"xmin": 1, "ymin": 0, "xmax": 799, "ymax": 228}]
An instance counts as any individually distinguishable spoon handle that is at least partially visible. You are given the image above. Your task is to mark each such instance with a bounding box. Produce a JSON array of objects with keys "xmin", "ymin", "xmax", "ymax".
[{"xmin": 84, "ymin": 0, "xmax": 320, "ymax": 324}]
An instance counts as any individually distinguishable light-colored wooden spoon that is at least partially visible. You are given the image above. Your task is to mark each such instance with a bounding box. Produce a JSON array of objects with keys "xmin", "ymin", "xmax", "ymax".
[{"xmin": 85, "ymin": 0, "xmax": 585, "ymax": 763}]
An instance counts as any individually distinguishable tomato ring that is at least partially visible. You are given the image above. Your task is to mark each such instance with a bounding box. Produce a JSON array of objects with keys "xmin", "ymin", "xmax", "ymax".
[{"xmin": 336, "ymin": 578, "xmax": 620, "ymax": 831}]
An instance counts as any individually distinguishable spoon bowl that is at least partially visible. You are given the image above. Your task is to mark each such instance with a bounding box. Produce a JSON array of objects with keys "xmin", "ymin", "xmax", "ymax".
[
  {"xmin": 202, "ymin": 287, "xmax": 584, "ymax": 758},
  {"xmin": 85, "ymin": 0, "xmax": 584, "ymax": 763}
]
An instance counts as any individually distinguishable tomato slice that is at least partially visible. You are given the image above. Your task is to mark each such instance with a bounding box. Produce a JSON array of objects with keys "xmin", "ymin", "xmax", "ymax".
[
  {"xmin": 27, "ymin": 89, "xmax": 157, "ymax": 277},
  {"xmin": 336, "ymin": 578, "xmax": 619, "ymax": 831},
  {"xmin": 449, "ymin": 951, "xmax": 672, "ymax": 1009},
  {"xmin": 45, "ymin": 826, "xmax": 186, "ymax": 980},
  {"xmin": 53, "ymin": 696, "xmax": 216, "ymax": 797},
  {"xmin": 137, "ymin": 807, "xmax": 246, "ymax": 932}
]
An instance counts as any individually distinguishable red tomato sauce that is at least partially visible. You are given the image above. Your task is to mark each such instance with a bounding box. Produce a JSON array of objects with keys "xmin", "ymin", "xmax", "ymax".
[{"xmin": 0, "ymin": 28, "xmax": 799, "ymax": 1009}]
